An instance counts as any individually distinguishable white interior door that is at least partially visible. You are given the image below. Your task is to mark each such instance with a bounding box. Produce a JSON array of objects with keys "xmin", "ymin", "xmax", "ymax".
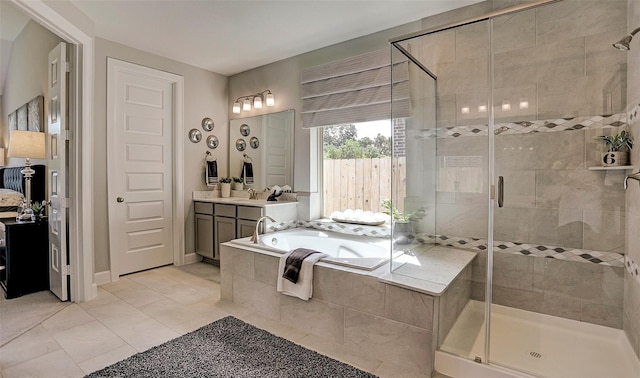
[
  {"xmin": 47, "ymin": 42, "xmax": 69, "ymax": 301},
  {"xmin": 107, "ymin": 59, "xmax": 174, "ymax": 276}
]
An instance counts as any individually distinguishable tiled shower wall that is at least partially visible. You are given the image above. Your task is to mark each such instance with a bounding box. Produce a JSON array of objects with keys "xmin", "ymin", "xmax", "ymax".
[
  {"xmin": 404, "ymin": 0, "xmax": 630, "ymax": 328},
  {"xmin": 624, "ymin": 0, "xmax": 640, "ymax": 361}
]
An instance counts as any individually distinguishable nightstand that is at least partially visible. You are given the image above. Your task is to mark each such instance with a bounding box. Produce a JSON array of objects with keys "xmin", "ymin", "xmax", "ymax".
[{"xmin": 0, "ymin": 218, "xmax": 49, "ymax": 299}]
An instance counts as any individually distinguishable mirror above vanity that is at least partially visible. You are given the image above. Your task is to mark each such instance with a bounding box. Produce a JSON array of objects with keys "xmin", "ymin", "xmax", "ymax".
[{"xmin": 229, "ymin": 110, "xmax": 294, "ymax": 191}]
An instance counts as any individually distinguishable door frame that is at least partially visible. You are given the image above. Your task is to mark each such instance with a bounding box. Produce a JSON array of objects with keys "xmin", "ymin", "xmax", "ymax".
[
  {"xmin": 107, "ymin": 58, "xmax": 185, "ymax": 281},
  {"xmin": 11, "ymin": 0, "xmax": 95, "ymax": 301}
]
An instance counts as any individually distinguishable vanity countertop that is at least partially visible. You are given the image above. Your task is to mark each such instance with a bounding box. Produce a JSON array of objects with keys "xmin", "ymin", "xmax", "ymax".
[{"xmin": 193, "ymin": 191, "xmax": 297, "ymax": 208}]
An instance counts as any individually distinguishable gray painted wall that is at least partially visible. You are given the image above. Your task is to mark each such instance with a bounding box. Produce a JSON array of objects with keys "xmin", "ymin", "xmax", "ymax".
[
  {"xmin": 0, "ymin": 20, "xmax": 62, "ymax": 167},
  {"xmin": 228, "ymin": 21, "xmax": 421, "ymax": 220},
  {"xmin": 93, "ymin": 38, "xmax": 229, "ymax": 272}
]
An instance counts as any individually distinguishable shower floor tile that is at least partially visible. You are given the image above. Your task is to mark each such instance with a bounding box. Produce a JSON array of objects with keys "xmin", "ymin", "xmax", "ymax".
[{"xmin": 440, "ymin": 300, "xmax": 640, "ymax": 378}]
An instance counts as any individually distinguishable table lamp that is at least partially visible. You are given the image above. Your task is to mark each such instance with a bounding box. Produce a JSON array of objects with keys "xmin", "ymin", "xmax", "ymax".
[{"xmin": 8, "ymin": 130, "xmax": 46, "ymax": 221}]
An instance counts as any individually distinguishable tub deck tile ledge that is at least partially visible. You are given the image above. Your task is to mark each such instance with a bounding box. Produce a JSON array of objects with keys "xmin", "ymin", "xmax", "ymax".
[{"xmin": 379, "ymin": 245, "xmax": 476, "ymax": 296}]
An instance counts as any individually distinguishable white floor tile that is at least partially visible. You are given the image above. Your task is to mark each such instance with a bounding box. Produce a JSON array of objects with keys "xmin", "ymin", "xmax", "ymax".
[
  {"xmin": 85, "ymin": 300, "xmax": 150, "ymax": 331},
  {"xmin": 51, "ymin": 321, "xmax": 127, "ymax": 364},
  {"xmin": 77, "ymin": 344, "xmax": 137, "ymax": 375},
  {"xmin": 112, "ymin": 317, "xmax": 179, "ymax": 352},
  {"xmin": 41, "ymin": 304, "xmax": 94, "ymax": 333},
  {"xmin": 2, "ymin": 349, "xmax": 84, "ymax": 378},
  {"xmin": 0, "ymin": 325, "xmax": 60, "ymax": 369}
]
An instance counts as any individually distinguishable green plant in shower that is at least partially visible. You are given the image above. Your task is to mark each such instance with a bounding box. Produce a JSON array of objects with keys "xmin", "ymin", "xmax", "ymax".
[
  {"xmin": 381, "ymin": 199, "xmax": 425, "ymax": 223},
  {"xmin": 594, "ymin": 130, "xmax": 634, "ymax": 152}
]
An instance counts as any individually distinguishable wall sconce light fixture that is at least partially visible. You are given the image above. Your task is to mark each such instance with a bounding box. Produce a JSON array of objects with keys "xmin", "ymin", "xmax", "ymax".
[{"xmin": 232, "ymin": 90, "xmax": 275, "ymax": 114}]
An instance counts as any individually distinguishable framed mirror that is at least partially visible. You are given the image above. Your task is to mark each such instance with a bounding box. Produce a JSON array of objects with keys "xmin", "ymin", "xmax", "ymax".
[
  {"xmin": 201, "ymin": 117, "xmax": 214, "ymax": 131},
  {"xmin": 188, "ymin": 128, "xmax": 201, "ymax": 143},
  {"xmin": 206, "ymin": 135, "xmax": 219, "ymax": 149},
  {"xmin": 229, "ymin": 110, "xmax": 294, "ymax": 191}
]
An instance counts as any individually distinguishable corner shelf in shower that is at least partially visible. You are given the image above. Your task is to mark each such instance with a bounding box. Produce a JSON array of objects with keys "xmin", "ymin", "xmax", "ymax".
[{"xmin": 587, "ymin": 165, "xmax": 636, "ymax": 171}]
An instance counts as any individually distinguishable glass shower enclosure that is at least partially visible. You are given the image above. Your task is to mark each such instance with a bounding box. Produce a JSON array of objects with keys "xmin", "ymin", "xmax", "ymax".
[{"xmin": 389, "ymin": 0, "xmax": 637, "ymax": 376}]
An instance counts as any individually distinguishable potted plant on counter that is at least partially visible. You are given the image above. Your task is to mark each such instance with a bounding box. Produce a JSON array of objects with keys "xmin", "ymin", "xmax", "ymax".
[
  {"xmin": 219, "ymin": 177, "xmax": 232, "ymax": 198},
  {"xmin": 232, "ymin": 177, "xmax": 244, "ymax": 191},
  {"xmin": 382, "ymin": 199, "xmax": 426, "ymax": 245},
  {"xmin": 594, "ymin": 130, "xmax": 633, "ymax": 166}
]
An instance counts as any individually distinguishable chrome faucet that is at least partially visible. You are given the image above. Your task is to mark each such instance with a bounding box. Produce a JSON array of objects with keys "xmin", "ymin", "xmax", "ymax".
[
  {"xmin": 251, "ymin": 216, "xmax": 276, "ymax": 244},
  {"xmin": 248, "ymin": 188, "xmax": 257, "ymax": 200}
]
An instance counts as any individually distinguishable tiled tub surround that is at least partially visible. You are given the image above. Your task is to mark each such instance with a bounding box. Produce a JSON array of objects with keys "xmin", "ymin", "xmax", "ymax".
[
  {"xmin": 258, "ymin": 219, "xmax": 627, "ymax": 329},
  {"xmin": 220, "ymin": 241, "xmax": 475, "ymax": 375}
]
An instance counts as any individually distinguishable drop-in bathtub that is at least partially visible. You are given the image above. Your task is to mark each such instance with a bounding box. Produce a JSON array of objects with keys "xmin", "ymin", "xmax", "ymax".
[{"xmin": 227, "ymin": 228, "xmax": 394, "ymax": 271}]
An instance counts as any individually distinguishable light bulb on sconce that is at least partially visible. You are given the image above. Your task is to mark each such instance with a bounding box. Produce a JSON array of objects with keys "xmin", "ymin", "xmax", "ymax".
[
  {"xmin": 265, "ymin": 91, "xmax": 275, "ymax": 107},
  {"xmin": 232, "ymin": 89, "xmax": 275, "ymax": 114},
  {"xmin": 501, "ymin": 100, "xmax": 511, "ymax": 111},
  {"xmin": 478, "ymin": 103, "xmax": 487, "ymax": 113},
  {"xmin": 253, "ymin": 95, "xmax": 263, "ymax": 109},
  {"xmin": 519, "ymin": 98, "xmax": 529, "ymax": 110},
  {"xmin": 242, "ymin": 97, "xmax": 252, "ymax": 111},
  {"xmin": 232, "ymin": 101, "xmax": 241, "ymax": 114}
]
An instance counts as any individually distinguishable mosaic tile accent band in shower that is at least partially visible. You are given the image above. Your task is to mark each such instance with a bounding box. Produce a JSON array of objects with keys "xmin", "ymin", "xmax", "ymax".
[
  {"xmin": 417, "ymin": 234, "xmax": 625, "ymax": 268},
  {"xmin": 269, "ymin": 221, "xmax": 623, "ymax": 267},
  {"xmin": 419, "ymin": 113, "xmax": 628, "ymax": 139},
  {"xmin": 625, "ymin": 255, "xmax": 640, "ymax": 285}
]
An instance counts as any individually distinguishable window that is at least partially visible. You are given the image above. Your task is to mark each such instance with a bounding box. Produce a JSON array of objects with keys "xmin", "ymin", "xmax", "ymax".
[{"xmin": 322, "ymin": 120, "xmax": 406, "ymax": 217}]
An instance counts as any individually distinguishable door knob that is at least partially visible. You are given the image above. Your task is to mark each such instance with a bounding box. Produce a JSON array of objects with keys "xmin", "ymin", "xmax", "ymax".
[{"xmin": 117, "ymin": 197, "xmax": 124, "ymax": 203}]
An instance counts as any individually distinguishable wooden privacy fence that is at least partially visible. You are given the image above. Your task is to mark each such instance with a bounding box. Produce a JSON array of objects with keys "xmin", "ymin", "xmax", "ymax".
[{"xmin": 323, "ymin": 156, "xmax": 406, "ymax": 216}]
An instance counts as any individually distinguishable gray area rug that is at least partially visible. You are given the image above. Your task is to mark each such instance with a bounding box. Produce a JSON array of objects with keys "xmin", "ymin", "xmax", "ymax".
[
  {"xmin": 0, "ymin": 290, "xmax": 69, "ymax": 346},
  {"xmin": 87, "ymin": 316, "xmax": 378, "ymax": 378}
]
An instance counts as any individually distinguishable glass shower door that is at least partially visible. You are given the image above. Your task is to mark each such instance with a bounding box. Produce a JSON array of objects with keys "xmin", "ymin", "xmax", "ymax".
[
  {"xmin": 391, "ymin": 19, "xmax": 492, "ymax": 366},
  {"xmin": 489, "ymin": 1, "xmax": 631, "ymax": 376}
]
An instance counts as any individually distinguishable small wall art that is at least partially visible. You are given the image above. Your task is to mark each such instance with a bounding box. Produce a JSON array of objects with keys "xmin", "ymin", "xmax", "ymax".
[
  {"xmin": 27, "ymin": 96, "xmax": 44, "ymax": 132},
  {"xmin": 17, "ymin": 104, "xmax": 28, "ymax": 131},
  {"xmin": 8, "ymin": 111, "xmax": 17, "ymax": 130}
]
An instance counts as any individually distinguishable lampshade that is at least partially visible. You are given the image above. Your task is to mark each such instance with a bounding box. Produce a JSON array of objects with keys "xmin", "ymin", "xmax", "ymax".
[
  {"xmin": 232, "ymin": 101, "xmax": 241, "ymax": 114},
  {"xmin": 8, "ymin": 130, "xmax": 46, "ymax": 159},
  {"xmin": 0, "ymin": 148, "xmax": 5, "ymax": 167},
  {"xmin": 242, "ymin": 97, "xmax": 252, "ymax": 111},
  {"xmin": 253, "ymin": 95, "xmax": 263, "ymax": 109},
  {"xmin": 265, "ymin": 92, "xmax": 275, "ymax": 107}
]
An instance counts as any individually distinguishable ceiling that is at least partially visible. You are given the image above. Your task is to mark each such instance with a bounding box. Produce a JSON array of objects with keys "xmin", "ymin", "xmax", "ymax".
[
  {"xmin": 68, "ymin": 0, "xmax": 481, "ymax": 76},
  {"xmin": 1, "ymin": 0, "xmax": 481, "ymax": 82}
]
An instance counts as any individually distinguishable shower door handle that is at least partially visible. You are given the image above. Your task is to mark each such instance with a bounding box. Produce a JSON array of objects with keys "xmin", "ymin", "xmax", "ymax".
[{"xmin": 497, "ymin": 176, "xmax": 504, "ymax": 208}]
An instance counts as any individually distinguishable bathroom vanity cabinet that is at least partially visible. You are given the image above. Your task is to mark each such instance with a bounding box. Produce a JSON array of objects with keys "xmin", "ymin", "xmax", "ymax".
[{"xmin": 194, "ymin": 198, "xmax": 297, "ymax": 261}]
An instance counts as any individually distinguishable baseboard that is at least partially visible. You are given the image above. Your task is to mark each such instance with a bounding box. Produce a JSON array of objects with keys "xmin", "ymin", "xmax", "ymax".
[
  {"xmin": 94, "ymin": 270, "xmax": 111, "ymax": 285},
  {"xmin": 184, "ymin": 253, "xmax": 203, "ymax": 265}
]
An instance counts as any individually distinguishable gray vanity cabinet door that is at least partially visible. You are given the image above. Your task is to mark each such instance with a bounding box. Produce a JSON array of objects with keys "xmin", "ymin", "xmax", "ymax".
[
  {"xmin": 195, "ymin": 214, "xmax": 214, "ymax": 258},
  {"xmin": 214, "ymin": 215, "xmax": 237, "ymax": 259},
  {"xmin": 237, "ymin": 219, "xmax": 257, "ymax": 239}
]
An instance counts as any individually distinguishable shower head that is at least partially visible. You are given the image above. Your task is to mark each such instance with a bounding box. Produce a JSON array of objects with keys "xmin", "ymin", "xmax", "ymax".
[{"xmin": 613, "ymin": 26, "xmax": 640, "ymax": 50}]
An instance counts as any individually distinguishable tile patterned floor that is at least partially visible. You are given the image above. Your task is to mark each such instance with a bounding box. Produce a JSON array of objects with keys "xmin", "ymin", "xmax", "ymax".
[{"xmin": 0, "ymin": 262, "xmax": 440, "ymax": 378}]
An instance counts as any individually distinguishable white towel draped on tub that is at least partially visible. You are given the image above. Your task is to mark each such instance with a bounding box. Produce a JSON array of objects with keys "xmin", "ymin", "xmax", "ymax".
[{"xmin": 277, "ymin": 249, "xmax": 327, "ymax": 300}]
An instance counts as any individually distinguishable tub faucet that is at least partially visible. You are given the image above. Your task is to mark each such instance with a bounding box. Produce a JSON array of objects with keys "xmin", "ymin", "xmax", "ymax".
[{"xmin": 251, "ymin": 216, "xmax": 276, "ymax": 244}]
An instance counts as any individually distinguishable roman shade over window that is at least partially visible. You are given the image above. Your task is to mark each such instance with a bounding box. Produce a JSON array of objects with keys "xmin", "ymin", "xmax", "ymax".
[{"xmin": 301, "ymin": 47, "xmax": 409, "ymax": 128}]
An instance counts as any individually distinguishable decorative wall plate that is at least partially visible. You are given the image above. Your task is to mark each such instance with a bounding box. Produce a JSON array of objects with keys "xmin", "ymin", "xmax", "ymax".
[
  {"xmin": 236, "ymin": 138, "xmax": 246, "ymax": 151},
  {"xmin": 188, "ymin": 128, "xmax": 202, "ymax": 143},
  {"xmin": 207, "ymin": 135, "xmax": 219, "ymax": 149},
  {"xmin": 250, "ymin": 136, "xmax": 259, "ymax": 149},
  {"xmin": 201, "ymin": 117, "xmax": 214, "ymax": 131},
  {"xmin": 240, "ymin": 124, "xmax": 250, "ymax": 136}
]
